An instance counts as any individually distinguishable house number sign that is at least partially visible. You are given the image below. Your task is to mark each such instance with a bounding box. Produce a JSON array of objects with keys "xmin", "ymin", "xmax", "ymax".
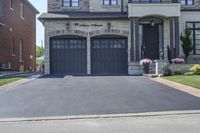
[{"xmin": 74, "ymin": 23, "xmax": 103, "ymax": 27}]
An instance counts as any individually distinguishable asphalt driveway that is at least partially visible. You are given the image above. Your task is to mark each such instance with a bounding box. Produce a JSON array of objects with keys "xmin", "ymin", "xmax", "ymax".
[{"xmin": 0, "ymin": 76, "xmax": 200, "ymax": 118}]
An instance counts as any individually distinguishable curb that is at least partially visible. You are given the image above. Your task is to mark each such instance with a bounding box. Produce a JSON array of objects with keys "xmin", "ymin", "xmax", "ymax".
[
  {"xmin": 0, "ymin": 74, "xmax": 43, "ymax": 91},
  {"xmin": 151, "ymin": 77, "xmax": 200, "ymax": 97},
  {"xmin": 0, "ymin": 110, "xmax": 200, "ymax": 123}
]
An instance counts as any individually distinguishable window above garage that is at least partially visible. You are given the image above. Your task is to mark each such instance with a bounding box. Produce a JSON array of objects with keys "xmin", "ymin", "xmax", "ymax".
[
  {"xmin": 103, "ymin": 0, "xmax": 118, "ymax": 5},
  {"xmin": 62, "ymin": 0, "xmax": 79, "ymax": 7}
]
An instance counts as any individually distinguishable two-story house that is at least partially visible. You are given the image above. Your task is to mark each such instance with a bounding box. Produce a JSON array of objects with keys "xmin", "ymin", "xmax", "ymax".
[
  {"xmin": 0, "ymin": 0, "xmax": 39, "ymax": 72},
  {"xmin": 39, "ymin": 0, "xmax": 200, "ymax": 75}
]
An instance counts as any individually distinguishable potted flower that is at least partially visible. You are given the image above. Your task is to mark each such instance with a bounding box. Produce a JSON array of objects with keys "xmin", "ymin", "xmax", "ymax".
[
  {"xmin": 140, "ymin": 58, "xmax": 152, "ymax": 74},
  {"xmin": 171, "ymin": 58, "xmax": 185, "ymax": 64},
  {"xmin": 171, "ymin": 57, "xmax": 185, "ymax": 75}
]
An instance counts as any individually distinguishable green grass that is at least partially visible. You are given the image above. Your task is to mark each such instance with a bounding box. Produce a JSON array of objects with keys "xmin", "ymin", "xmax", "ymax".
[
  {"xmin": 0, "ymin": 77, "xmax": 25, "ymax": 86},
  {"xmin": 163, "ymin": 75, "xmax": 200, "ymax": 89}
]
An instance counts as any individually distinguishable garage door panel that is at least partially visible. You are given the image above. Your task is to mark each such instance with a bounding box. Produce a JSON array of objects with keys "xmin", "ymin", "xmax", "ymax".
[
  {"xmin": 50, "ymin": 37, "xmax": 87, "ymax": 75},
  {"xmin": 91, "ymin": 37, "xmax": 128, "ymax": 75}
]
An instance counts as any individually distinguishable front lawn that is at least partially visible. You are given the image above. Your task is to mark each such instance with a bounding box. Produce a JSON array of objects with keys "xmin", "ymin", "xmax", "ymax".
[
  {"xmin": 163, "ymin": 75, "xmax": 200, "ymax": 89},
  {"xmin": 0, "ymin": 77, "xmax": 25, "ymax": 86}
]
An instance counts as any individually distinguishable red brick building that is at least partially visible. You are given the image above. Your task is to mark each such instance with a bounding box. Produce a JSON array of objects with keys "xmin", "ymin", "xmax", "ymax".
[{"xmin": 0, "ymin": 0, "xmax": 39, "ymax": 72}]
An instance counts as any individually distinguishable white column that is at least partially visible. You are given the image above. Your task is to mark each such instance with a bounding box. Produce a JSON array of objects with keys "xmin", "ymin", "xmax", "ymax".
[
  {"xmin": 87, "ymin": 36, "xmax": 91, "ymax": 75},
  {"xmin": 44, "ymin": 31, "xmax": 50, "ymax": 75}
]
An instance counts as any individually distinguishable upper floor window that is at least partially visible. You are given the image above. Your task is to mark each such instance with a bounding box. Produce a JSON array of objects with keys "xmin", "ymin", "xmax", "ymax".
[
  {"xmin": 103, "ymin": 0, "xmax": 118, "ymax": 5},
  {"xmin": 10, "ymin": 0, "xmax": 13, "ymax": 9},
  {"xmin": 20, "ymin": 3, "xmax": 24, "ymax": 19},
  {"xmin": 63, "ymin": 0, "xmax": 79, "ymax": 7},
  {"xmin": 186, "ymin": 22, "xmax": 200, "ymax": 55},
  {"xmin": 181, "ymin": 0, "xmax": 193, "ymax": 5}
]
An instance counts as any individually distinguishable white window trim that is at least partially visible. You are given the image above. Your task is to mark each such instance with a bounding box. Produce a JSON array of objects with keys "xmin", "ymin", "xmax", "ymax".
[
  {"xmin": 20, "ymin": 3, "xmax": 24, "ymax": 20},
  {"xmin": 19, "ymin": 40, "xmax": 24, "ymax": 62},
  {"xmin": 10, "ymin": 0, "xmax": 14, "ymax": 11},
  {"xmin": 11, "ymin": 38, "xmax": 15, "ymax": 56}
]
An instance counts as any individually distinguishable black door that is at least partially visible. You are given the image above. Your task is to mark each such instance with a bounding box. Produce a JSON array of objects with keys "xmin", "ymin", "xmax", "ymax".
[
  {"xmin": 91, "ymin": 36, "xmax": 128, "ymax": 75},
  {"xmin": 50, "ymin": 36, "xmax": 87, "ymax": 75},
  {"xmin": 143, "ymin": 24, "xmax": 159, "ymax": 60}
]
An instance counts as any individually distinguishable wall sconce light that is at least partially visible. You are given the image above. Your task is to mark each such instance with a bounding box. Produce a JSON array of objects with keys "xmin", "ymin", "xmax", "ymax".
[
  {"xmin": 150, "ymin": 21, "xmax": 155, "ymax": 27},
  {"xmin": 66, "ymin": 22, "xmax": 70, "ymax": 30},
  {"xmin": 159, "ymin": 50, "xmax": 164, "ymax": 60},
  {"xmin": 107, "ymin": 22, "xmax": 111, "ymax": 31}
]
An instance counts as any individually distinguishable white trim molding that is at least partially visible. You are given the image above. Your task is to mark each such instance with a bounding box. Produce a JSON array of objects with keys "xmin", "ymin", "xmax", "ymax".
[{"xmin": 128, "ymin": 3, "xmax": 181, "ymax": 18}]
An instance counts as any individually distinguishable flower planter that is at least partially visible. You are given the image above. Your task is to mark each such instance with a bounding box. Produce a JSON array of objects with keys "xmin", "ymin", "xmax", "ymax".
[
  {"xmin": 140, "ymin": 58, "xmax": 152, "ymax": 74},
  {"xmin": 143, "ymin": 63, "xmax": 150, "ymax": 74}
]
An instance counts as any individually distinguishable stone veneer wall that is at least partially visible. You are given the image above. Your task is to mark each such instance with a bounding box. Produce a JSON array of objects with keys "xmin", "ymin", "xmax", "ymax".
[
  {"xmin": 48, "ymin": 0, "xmax": 89, "ymax": 12},
  {"xmin": 47, "ymin": 0, "xmax": 200, "ymax": 13},
  {"xmin": 156, "ymin": 60, "xmax": 195, "ymax": 75},
  {"xmin": 48, "ymin": 0, "xmax": 129, "ymax": 12},
  {"xmin": 44, "ymin": 20, "xmax": 130, "ymax": 74},
  {"xmin": 89, "ymin": 0, "xmax": 128, "ymax": 12},
  {"xmin": 43, "ymin": 16, "xmax": 172, "ymax": 75},
  {"xmin": 169, "ymin": 64, "xmax": 194, "ymax": 74},
  {"xmin": 163, "ymin": 18, "xmax": 170, "ymax": 61}
]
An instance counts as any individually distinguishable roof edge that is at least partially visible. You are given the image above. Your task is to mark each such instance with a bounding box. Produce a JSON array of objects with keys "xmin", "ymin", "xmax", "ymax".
[{"xmin": 24, "ymin": 0, "xmax": 40, "ymax": 14}]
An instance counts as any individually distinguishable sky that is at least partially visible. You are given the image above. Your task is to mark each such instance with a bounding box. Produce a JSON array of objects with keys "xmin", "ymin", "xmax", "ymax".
[{"xmin": 29, "ymin": 0, "xmax": 47, "ymax": 47}]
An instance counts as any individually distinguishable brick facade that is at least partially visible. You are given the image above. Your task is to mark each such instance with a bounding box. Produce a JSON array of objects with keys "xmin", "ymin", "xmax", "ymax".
[{"xmin": 0, "ymin": 0, "xmax": 38, "ymax": 71}]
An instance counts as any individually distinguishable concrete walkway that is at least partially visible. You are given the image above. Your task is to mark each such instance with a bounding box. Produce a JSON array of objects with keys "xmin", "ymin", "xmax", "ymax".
[{"xmin": 0, "ymin": 111, "xmax": 199, "ymax": 133}]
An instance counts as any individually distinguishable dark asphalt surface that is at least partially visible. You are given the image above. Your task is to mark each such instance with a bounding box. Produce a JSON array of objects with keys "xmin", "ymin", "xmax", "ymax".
[{"xmin": 0, "ymin": 76, "xmax": 200, "ymax": 118}]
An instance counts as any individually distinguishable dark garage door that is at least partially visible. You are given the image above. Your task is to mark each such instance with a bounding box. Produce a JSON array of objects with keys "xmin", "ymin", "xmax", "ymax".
[
  {"xmin": 91, "ymin": 36, "xmax": 128, "ymax": 75},
  {"xmin": 50, "ymin": 36, "xmax": 87, "ymax": 75}
]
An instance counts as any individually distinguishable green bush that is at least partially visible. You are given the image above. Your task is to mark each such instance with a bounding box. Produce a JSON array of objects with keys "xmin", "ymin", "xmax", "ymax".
[
  {"xmin": 184, "ymin": 72, "xmax": 194, "ymax": 76},
  {"xmin": 175, "ymin": 69, "xmax": 182, "ymax": 75},
  {"xmin": 162, "ymin": 66, "xmax": 171, "ymax": 76},
  {"xmin": 190, "ymin": 64, "xmax": 200, "ymax": 75}
]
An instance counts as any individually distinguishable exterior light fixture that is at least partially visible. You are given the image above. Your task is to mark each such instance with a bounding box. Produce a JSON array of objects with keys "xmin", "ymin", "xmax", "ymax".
[
  {"xmin": 159, "ymin": 50, "xmax": 164, "ymax": 60},
  {"xmin": 107, "ymin": 22, "xmax": 111, "ymax": 31},
  {"xmin": 150, "ymin": 21, "xmax": 155, "ymax": 27},
  {"xmin": 66, "ymin": 22, "xmax": 70, "ymax": 30}
]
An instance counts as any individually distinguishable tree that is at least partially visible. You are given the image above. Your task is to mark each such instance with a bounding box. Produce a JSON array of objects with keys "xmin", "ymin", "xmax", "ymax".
[
  {"xmin": 180, "ymin": 28, "xmax": 194, "ymax": 62},
  {"xmin": 36, "ymin": 45, "xmax": 44, "ymax": 58}
]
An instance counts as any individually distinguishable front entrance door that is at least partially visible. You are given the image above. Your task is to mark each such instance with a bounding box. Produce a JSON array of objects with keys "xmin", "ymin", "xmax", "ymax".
[{"xmin": 143, "ymin": 24, "xmax": 159, "ymax": 60}]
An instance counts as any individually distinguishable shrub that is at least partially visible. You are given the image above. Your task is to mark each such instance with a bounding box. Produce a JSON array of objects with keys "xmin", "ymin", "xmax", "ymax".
[
  {"xmin": 185, "ymin": 72, "xmax": 194, "ymax": 76},
  {"xmin": 162, "ymin": 65, "xmax": 171, "ymax": 76},
  {"xmin": 180, "ymin": 28, "xmax": 194, "ymax": 62},
  {"xmin": 190, "ymin": 64, "xmax": 200, "ymax": 75},
  {"xmin": 175, "ymin": 69, "xmax": 182, "ymax": 75}
]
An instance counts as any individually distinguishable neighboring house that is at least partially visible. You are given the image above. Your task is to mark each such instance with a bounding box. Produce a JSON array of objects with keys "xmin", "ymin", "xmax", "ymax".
[
  {"xmin": 0, "ymin": 0, "xmax": 39, "ymax": 72},
  {"xmin": 39, "ymin": 0, "xmax": 200, "ymax": 75}
]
